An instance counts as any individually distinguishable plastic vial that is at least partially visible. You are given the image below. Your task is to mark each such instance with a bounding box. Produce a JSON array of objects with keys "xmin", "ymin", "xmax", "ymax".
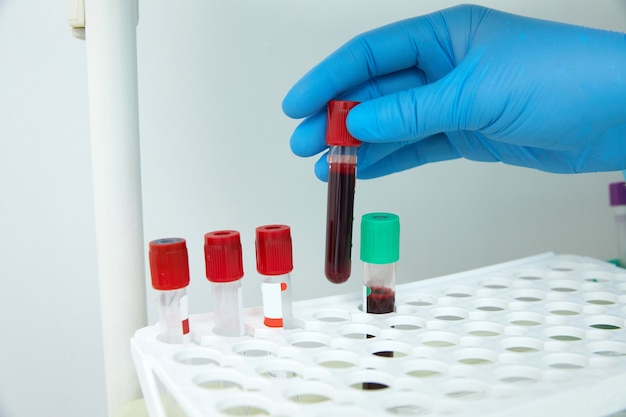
[
  {"xmin": 204, "ymin": 230, "xmax": 245, "ymax": 337},
  {"xmin": 360, "ymin": 213, "xmax": 400, "ymax": 314},
  {"xmin": 255, "ymin": 225, "xmax": 295, "ymax": 328},
  {"xmin": 609, "ymin": 182, "xmax": 626, "ymax": 267},
  {"xmin": 325, "ymin": 100, "xmax": 361, "ymax": 283},
  {"xmin": 148, "ymin": 238, "xmax": 190, "ymax": 344}
]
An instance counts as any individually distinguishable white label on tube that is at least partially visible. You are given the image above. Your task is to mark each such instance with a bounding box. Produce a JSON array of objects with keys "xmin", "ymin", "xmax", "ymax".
[{"xmin": 262, "ymin": 282, "xmax": 283, "ymax": 325}]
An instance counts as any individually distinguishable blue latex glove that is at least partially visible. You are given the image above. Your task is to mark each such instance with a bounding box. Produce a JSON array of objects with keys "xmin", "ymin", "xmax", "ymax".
[{"xmin": 282, "ymin": 5, "xmax": 626, "ymax": 180}]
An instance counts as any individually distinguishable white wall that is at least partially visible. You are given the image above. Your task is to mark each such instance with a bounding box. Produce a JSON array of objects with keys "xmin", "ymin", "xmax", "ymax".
[{"xmin": 0, "ymin": 1, "xmax": 624, "ymax": 416}]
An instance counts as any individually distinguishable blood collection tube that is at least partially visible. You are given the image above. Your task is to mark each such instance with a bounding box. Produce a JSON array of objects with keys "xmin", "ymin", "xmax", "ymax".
[
  {"xmin": 255, "ymin": 225, "xmax": 294, "ymax": 329},
  {"xmin": 609, "ymin": 182, "xmax": 626, "ymax": 267},
  {"xmin": 360, "ymin": 213, "xmax": 400, "ymax": 314},
  {"xmin": 148, "ymin": 238, "xmax": 190, "ymax": 344},
  {"xmin": 325, "ymin": 100, "xmax": 361, "ymax": 283},
  {"xmin": 204, "ymin": 230, "xmax": 245, "ymax": 337}
]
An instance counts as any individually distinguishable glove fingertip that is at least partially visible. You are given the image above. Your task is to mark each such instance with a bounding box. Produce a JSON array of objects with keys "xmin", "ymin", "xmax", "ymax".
[{"xmin": 346, "ymin": 101, "xmax": 390, "ymax": 142}]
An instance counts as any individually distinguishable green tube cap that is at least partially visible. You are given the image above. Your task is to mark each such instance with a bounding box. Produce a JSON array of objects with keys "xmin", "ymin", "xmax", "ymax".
[{"xmin": 360, "ymin": 212, "xmax": 400, "ymax": 264}]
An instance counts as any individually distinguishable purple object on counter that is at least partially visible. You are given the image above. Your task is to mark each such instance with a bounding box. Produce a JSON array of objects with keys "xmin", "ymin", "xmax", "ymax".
[{"xmin": 609, "ymin": 182, "xmax": 626, "ymax": 207}]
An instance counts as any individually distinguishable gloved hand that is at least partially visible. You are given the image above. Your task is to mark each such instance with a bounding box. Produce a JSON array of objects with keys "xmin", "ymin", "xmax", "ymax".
[{"xmin": 282, "ymin": 4, "xmax": 626, "ymax": 180}]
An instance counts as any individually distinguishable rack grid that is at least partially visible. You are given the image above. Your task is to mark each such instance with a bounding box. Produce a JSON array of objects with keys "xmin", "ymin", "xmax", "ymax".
[{"xmin": 131, "ymin": 253, "xmax": 626, "ymax": 417}]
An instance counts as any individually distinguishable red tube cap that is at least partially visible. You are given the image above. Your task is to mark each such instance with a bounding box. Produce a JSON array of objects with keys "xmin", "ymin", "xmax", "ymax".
[
  {"xmin": 149, "ymin": 238, "xmax": 190, "ymax": 290},
  {"xmin": 326, "ymin": 100, "xmax": 361, "ymax": 147},
  {"xmin": 255, "ymin": 225, "xmax": 293, "ymax": 276},
  {"xmin": 204, "ymin": 230, "xmax": 244, "ymax": 283}
]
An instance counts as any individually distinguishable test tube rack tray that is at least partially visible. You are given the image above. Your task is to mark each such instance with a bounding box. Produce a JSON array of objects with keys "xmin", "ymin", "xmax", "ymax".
[{"xmin": 131, "ymin": 253, "xmax": 626, "ymax": 417}]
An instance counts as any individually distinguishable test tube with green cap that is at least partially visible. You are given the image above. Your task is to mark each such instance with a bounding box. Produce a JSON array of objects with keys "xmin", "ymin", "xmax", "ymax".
[{"xmin": 360, "ymin": 213, "xmax": 400, "ymax": 314}]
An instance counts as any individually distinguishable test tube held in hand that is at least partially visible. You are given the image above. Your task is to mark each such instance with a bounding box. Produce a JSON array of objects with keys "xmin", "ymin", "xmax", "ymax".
[
  {"xmin": 255, "ymin": 225, "xmax": 294, "ymax": 328},
  {"xmin": 325, "ymin": 100, "xmax": 361, "ymax": 283},
  {"xmin": 204, "ymin": 230, "xmax": 245, "ymax": 337},
  {"xmin": 148, "ymin": 238, "xmax": 191, "ymax": 344},
  {"xmin": 609, "ymin": 182, "xmax": 626, "ymax": 267},
  {"xmin": 360, "ymin": 213, "xmax": 400, "ymax": 314}
]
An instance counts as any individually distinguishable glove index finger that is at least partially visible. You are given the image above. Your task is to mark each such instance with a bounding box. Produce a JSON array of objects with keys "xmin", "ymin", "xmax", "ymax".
[
  {"xmin": 282, "ymin": 13, "xmax": 450, "ymax": 119},
  {"xmin": 347, "ymin": 65, "xmax": 484, "ymax": 144}
]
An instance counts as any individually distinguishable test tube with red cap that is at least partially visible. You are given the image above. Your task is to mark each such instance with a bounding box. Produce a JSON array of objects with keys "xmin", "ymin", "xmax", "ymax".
[
  {"xmin": 325, "ymin": 100, "xmax": 361, "ymax": 283},
  {"xmin": 148, "ymin": 238, "xmax": 190, "ymax": 344},
  {"xmin": 255, "ymin": 225, "xmax": 294, "ymax": 329},
  {"xmin": 609, "ymin": 181, "xmax": 626, "ymax": 267},
  {"xmin": 204, "ymin": 230, "xmax": 245, "ymax": 337}
]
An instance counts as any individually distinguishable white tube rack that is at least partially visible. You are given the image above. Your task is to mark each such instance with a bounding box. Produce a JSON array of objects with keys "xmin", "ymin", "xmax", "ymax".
[{"xmin": 131, "ymin": 253, "xmax": 626, "ymax": 417}]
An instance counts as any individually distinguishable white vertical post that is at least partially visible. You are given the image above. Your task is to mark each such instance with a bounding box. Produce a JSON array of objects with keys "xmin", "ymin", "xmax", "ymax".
[{"xmin": 83, "ymin": 0, "xmax": 147, "ymax": 414}]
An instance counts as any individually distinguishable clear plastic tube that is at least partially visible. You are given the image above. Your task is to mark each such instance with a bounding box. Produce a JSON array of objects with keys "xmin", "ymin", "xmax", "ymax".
[
  {"xmin": 363, "ymin": 263, "xmax": 396, "ymax": 314},
  {"xmin": 326, "ymin": 146, "xmax": 357, "ymax": 283},
  {"xmin": 156, "ymin": 288, "xmax": 189, "ymax": 344},
  {"xmin": 204, "ymin": 230, "xmax": 246, "ymax": 337},
  {"xmin": 325, "ymin": 101, "xmax": 360, "ymax": 284},
  {"xmin": 211, "ymin": 280, "xmax": 244, "ymax": 337}
]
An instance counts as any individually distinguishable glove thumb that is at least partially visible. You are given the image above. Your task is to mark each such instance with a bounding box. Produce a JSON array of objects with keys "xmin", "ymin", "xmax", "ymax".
[{"xmin": 347, "ymin": 64, "xmax": 485, "ymax": 143}]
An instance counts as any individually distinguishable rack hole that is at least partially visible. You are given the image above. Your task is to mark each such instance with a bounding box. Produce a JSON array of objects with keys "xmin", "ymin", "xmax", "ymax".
[
  {"xmin": 283, "ymin": 383, "xmax": 336, "ymax": 405},
  {"xmin": 516, "ymin": 269, "xmax": 545, "ymax": 281},
  {"xmin": 512, "ymin": 289, "xmax": 545, "ymax": 302},
  {"xmin": 347, "ymin": 371, "xmax": 393, "ymax": 391},
  {"xmin": 473, "ymin": 298, "xmax": 508, "ymax": 312},
  {"xmin": 313, "ymin": 309, "xmax": 351, "ymax": 323},
  {"xmin": 481, "ymin": 277, "xmax": 511, "ymax": 289},
  {"xmin": 194, "ymin": 370, "xmax": 245, "ymax": 391},
  {"xmin": 442, "ymin": 379, "xmax": 488, "ymax": 401},
  {"xmin": 465, "ymin": 322, "xmax": 503, "ymax": 337},
  {"xmin": 582, "ymin": 271, "xmax": 612, "ymax": 283},
  {"xmin": 549, "ymin": 280, "xmax": 579, "ymax": 293},
  {"xmin": 507, "ymin": 312, "xmax": 545, "ymax": 327},
  {"xmin": 586, "ymin": 315, "xmax": 624, "ymax": 330},
  {"xmin": 419, "ymin": 331, "xmax": 459, "ymax": 348},
  {"xmin": 287, "ymin": 332, "xmax": 331, "ymax": 348},
  {"xmin": 369, "ymin": 341, "xmax": 412, "ymax": 359},
  {"xmin": 432, "ymin": 307, "xmax": 467, "ymax": 321},
  {"xmin": 443, "ymin": 286, "xmax": 475, "ymax": 298},
  {"xmin": 405, "ymin": 294, "xmax": 437, "ymax": 307},
  {"xmin": 588, "ymin": 341, "xmax": 626, "ymax": 357},
  {"xmin": 544, "ymin": 353, "xmax": 587, "ymax": 370},
  {"xmin": 173, "ymin": 349, "xmax": 221, "ymax": 366},
  {"xmin": 383, "ymin": 394, "xmax": 434, "ymax": 416},
  {"xmin": 338, "ymin": 324, "xmax": 380, "ymax": 340},
  {"xmin": 287, "ymin": 393, "xmax": 331, "ymax": 404},
  {"xmin": 386, "ymin": 315, "xmax": 424, "ymax": 331},
  {"xmin": 547, "ymin": 302, "xmax": 582, "ymax": 316},
  {"xmin": 454, "ymin": 348, "xmax": 497, "ymax": 365},
  {"xmin": 216, "ymin": 395, "xmax": 273, "ymax": 416},
  {"xmin": 501, "ymin": 337, "xmax": 544, "ymax": 353},
  {"xmin": 584, "ymin": 292, "xmax": 618, "ymax": 306},
  {"xmin": 314, "ymin": 350, "xmax": 361, "ymax": 369},
  {"xmin": 256, "ymin": 360, "xmax": 303, "ymax": 379},
  {"xmin": 545, "ymin": 326, "xmax": 585, "ymax": 342},
  {"xmin": 496, "ymin": 366, "xmax": 542, "ymax": 384},
  {"xmin": 404, "ymin": 359, "xmax": 447, "ymax": 379}
]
